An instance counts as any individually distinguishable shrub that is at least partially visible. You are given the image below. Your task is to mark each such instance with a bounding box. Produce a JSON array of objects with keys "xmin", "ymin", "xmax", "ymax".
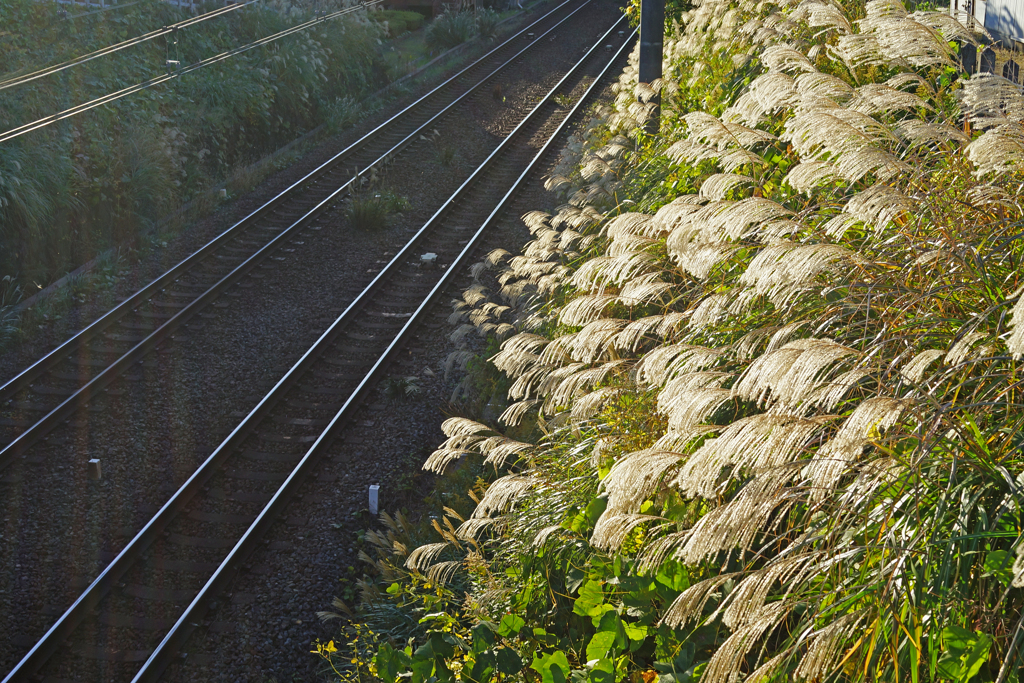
[
  {"xmin": 425, "ymin": 11, "xmax": 477, "ymax": 52},
  {"xmin": 0, "ymin": 0, "xmax": 388, "ymax": 290},
  {"xmin": 475, "ymin": 8, "xmax": 501, "ymax": 40},
  {"xmin": 371, "ymin": 10, "xmax": 425, "ymax": 37},
  {"xmin": 345, "ymin": 194, "xmax": 391, "ymax": 232}
]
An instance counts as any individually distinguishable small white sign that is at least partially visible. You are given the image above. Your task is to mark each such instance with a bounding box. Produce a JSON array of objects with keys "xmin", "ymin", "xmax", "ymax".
[{"xmin": 369, "ymin": 484, "xmax": 380, "ymax": 516}]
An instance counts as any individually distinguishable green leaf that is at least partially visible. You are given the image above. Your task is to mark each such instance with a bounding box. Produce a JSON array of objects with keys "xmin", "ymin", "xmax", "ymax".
[
  {"xmin": 597, "ymin": 611, "xmax": 627, "ymax": 649},
  {"xmin": 468, "ymin": 649, "xmax": 496, "ymax": 683},
  {"xmin": 984, "ymin": 550, "xmax": 1014, "ymax": 586},
  {"xmin": 938, "ymin": 626, "xmax": 993, "ymax": 681},
  {"xmin": 531, "ymin": 650, "xmax": 571, "ymax": 683},
  {"xmin": 472, "ymin": 623, "xmax": 496, "ymax": 653},
  {"xmin": 498, "ymin": 613, "xmax": 525, "ymax": 637},
  {"xmin": 586, "ymin": 630, "xmax": 618, "ymax": 662},
  {"xmin": 623, "ymin": 621, "xmax": 648, "ymax": 644},
  {"xmin": 589, "ymin": 658, "xmax": 615, "ymax": 683},
  {"xmin": 495, "ymin": 647, "xmax": 524, "ymax": 675},
  {"xmin": 573, "ymin": 580, "xmax": 606, "ymax": 617},
  {"xmin": 586, "ymin": 495, "xmax": 608, "ymax": 524}
]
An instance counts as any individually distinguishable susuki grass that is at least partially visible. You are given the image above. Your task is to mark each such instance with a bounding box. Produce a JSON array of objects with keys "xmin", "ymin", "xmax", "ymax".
[{"xmin": 317, "ymin": 0, "xmax": 1024, "ymax": 681}]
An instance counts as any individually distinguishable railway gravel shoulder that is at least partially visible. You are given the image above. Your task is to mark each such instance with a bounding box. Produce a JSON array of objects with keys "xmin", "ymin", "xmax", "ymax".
[{"xmin": 0, "ymin": 3, "xmax": 629, "ymax": 679}]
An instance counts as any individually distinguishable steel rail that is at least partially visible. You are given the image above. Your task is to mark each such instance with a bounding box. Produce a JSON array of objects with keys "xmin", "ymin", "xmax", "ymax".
[
  {"xmin": 1, "ymin": 16, "xmax": 634, "ymax": 683},
  {"xmin": 0, "ymin": 0, "xmax": 590, "ymax": 470},
  {"xmin": 136, "ymin": 24, "xmax": 638, "ymax": 681},
  {"xmin": 0, "ymin": 0, "xmax": 578, "ymax": 407}
]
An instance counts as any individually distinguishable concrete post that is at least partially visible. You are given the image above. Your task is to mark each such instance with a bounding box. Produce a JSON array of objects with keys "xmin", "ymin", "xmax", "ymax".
[{"xmin": 638, "ymin": 0, "xmax": 665, "ymax": 134}]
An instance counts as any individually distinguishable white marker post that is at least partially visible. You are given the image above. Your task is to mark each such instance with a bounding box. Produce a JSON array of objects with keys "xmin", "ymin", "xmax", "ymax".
[{"xmin": 368, "ymin": 484, "xmax": 380, "ymax": 516}]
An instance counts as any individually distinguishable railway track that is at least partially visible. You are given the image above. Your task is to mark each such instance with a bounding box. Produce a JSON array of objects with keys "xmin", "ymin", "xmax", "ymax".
[
  {"xmin": 2, "ymin": 14, "xmax": 635, "ymax": 683},
  {"xmin": 0, "ymin": 0, "xmax": 594, "ymax": 470}
]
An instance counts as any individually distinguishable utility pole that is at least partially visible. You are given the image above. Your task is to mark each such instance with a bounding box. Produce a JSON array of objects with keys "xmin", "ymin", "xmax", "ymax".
[{"xmin": 638, "ymin": 0, "xmax": 665, "ymax": 134}]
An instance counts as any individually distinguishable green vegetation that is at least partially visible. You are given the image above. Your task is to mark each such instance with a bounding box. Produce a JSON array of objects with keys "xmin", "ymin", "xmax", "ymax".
[
  {"xmin": 315, "ymin": 0, "xmax": 1024, "ymax": 680},
  {"xmin": 425, "ymin": 11, "xmax": 479, "ymax": 52},
  {"xmin": 346, "ymin": 182, "xmax": 410, "ymax": 232},
  {"xmin": 371, "ymin": 9, "xmax": 427, "ymax": 38},
  {"xmin": 0, "ymin": 0, "xmax": 388, "ymax": 291}
]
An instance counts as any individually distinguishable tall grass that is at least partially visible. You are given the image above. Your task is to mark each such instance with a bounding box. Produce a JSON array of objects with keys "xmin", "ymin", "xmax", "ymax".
[
  {"xmin": 425, "ymin": 11, "xmax": 478, "ymax": 52},
  {"xmin": 319, "ymin": 0, "xmax": 1024, "ymax": 681},
  {"xmin": 0, "ymin": 0, "xmax": 388, "ymax": 290}
]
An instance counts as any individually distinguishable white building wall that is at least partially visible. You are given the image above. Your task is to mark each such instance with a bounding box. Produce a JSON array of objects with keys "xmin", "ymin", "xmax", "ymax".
[{"xmin": 985, "ymin": 0, "xmax": 1024, "ymax": 41}]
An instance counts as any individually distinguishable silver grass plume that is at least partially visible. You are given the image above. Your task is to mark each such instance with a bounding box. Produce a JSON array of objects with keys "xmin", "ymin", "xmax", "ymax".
[
  {"xmin": 571, "ymin": 387, "xmax": 623, "ymax": 422},
  {"xmin": 670, "ymin": 241, "xmax": 741, "ymax": 279},
  {"xmin": 968, "ymin": 183, "xmax": 1019, "ymax": 210},
  {"xmin": 591, "ymin": 512, "xmax": 666, "ymax": 550},
  {"xmin": 661, "ymin": 572, "xmax": 743, "ymax": 628},
  {"xmin": 700, "ymin": 602, "xmax": 792, "ymax": 683},
  {"xmin": 491, "ymin": 332, "xmax": 547, "ymax": 377},
  {"xmin": 1007, "ymin": 288, "xmax": 1024, "ymax": 359},
  {"xmin": 566, "ymin": 318, "xmax": 629, "ymax": 363},
  {"xmin": 802, "ymin": 367, "xmax": 871, "ymax": 412},
  {"xmin": 499, "ymin": 398, "xmax": 542, "ymax": 427},
  {"xmin": 613, "ymin": 313, "xmax": 687, "ymax": 352},
  {"xmin": 760, "ymin": 44, "xmax": 816, "ymax": 73},
  {"xmin": 723, "ymin": 72, "xmax": 799, "ymax": 125},
  {"xmin": 843, "ymin": 183, "xmax": 914, "ymax": 232},
  {"xmin": 635, "ymin": 343, "xmax": 726, "ymax": 386},
  {"xmin": 719, "ymin": 554, "xmax": 819, "ymax": 629},
  {"xmin": 599, "ymin": 449, "xmax": 685, "ymax": 517},
  {"xmin": 804, "ymin": 396, "xmax": 908, "ymax": 501},
  {"xmin": 543, "ymin": 361, "xmax": 627, "ymax": 414},
  {"xmin": 473, "ymin": 474, "xmax": 538, "ymax": 517},
  {"xmin": 673, "ymin": 413, "xmax": 831, "ymax": 498},
  {"xmin": 739, "ymin": 242, "xmax": 858, "ymax": 308},
  {"xmin": 966, "ymin": 125, "xmax": 1024, "ymax": 177},
  {"xmin": 793, "ymin": 613, "xmax": 866, "ymax": 680},
  {"xmin": 795, "ymin": 72, "xmax": 855, "ymax": 103},
  {"xmin": 792, "ymin": 0, "xmax": 852, "ymax": 34},
  {"xmin": 894, "ymin": 119, "xmax": 969, "ymax": 149},
  {"xmin": 558, "ymin": 294, "xmax": 618, "ymax": 327},
  {"xmin": 699, "ymin": 173, "xmax": 754, "ymax": 200},
  {"xmin": 846, "ymin": 83, "xmax": 933, "ymax": 116},
  {"xmin": 733, "ymin": 338, "xmax": 858, "ymax": 410},
  {"xmin": 831, "ymin": 33, "xmax": 889, "ymax": 69},
  {"xmin": 405, "ymin": 542, "xmax": 451, "ymax": 571},
  {"xmin": 784, "ymin": 161, "xmax": 838, "ymax": 194},
  {"xmin": 946, "ymin": 330, "xmax": 991, "ymax": 368},
  {"xmin": 958, "ymin": 73, "xmax": 1024, "ymax": 127}
]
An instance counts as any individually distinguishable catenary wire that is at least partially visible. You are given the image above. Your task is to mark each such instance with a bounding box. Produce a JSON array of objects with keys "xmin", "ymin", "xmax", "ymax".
[
  {"xmin": 0, "ymin": 0, "xmax": 262, "ymax": 93},
  {"xmin": 0, "ymin": 0, "xmax": 382, "ymax": 145}
]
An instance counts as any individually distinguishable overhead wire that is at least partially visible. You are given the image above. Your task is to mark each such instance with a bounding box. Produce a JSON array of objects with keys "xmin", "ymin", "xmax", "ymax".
[
  {"xmin": 0, "ymin": 0, "xmax": 261, "ymax": 93},
  {"xmin": 0, "ymin": 0, "xmax": 383, "ymax": 145}
]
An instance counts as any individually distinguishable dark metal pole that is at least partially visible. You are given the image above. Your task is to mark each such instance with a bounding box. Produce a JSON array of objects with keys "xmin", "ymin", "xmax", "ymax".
[{"xmin": 638, "ymin": 0, "xmax": 664, "ymax": 134}]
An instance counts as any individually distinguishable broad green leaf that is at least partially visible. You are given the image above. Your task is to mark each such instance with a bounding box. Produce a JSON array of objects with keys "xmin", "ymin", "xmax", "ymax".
[
  {"xmin": 586, "ymin": 630, "xmax": 618, "ymax": 662},
  {"xmin": 498, "ymin": 613, "xmax": 526, "ymax": 637},
  {"xmin": 984, "ymin": 550, "xmax": 1014, "ymax": 586},
  {"xmin": 586, "ymin": 495, "xmax": 608, "ymax": 524},
  {"xmin": 938, "ymin": 626, "xmax": 993, "ymax": 681},
  {"xmin": 531, "ymin": 650, "xmax": 571, "ymax": 683},
  {"xmin": 468, "ymin": 650, "xmax": 496, "ymax": 683},
  {"xmin": 573, "ymin": 580, "xmax": 606, "ymax": 617},
  {"xmin": 623, "ymin": 621, "xmax": 648, "ymax": 644},
  {"xmin": 472, "ymin": 623, "xmax": 496, "ymax": 653},
  {"xmin": 495, "ymin": 647, "xmax": 524, "ymax": 675},
  {"xmin": 589, "ymin": 658, "xmax": 615, "ymax": 683}
]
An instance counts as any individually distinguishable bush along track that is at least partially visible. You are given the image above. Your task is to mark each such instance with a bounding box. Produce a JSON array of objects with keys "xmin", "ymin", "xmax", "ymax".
[
  {"xmin": 317, "ymin": 0, "xmax": 1024, "ymax": 681},
  {"xmin": 0, "ymin": 0, "xmax": 387, "ymax": 290}
]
